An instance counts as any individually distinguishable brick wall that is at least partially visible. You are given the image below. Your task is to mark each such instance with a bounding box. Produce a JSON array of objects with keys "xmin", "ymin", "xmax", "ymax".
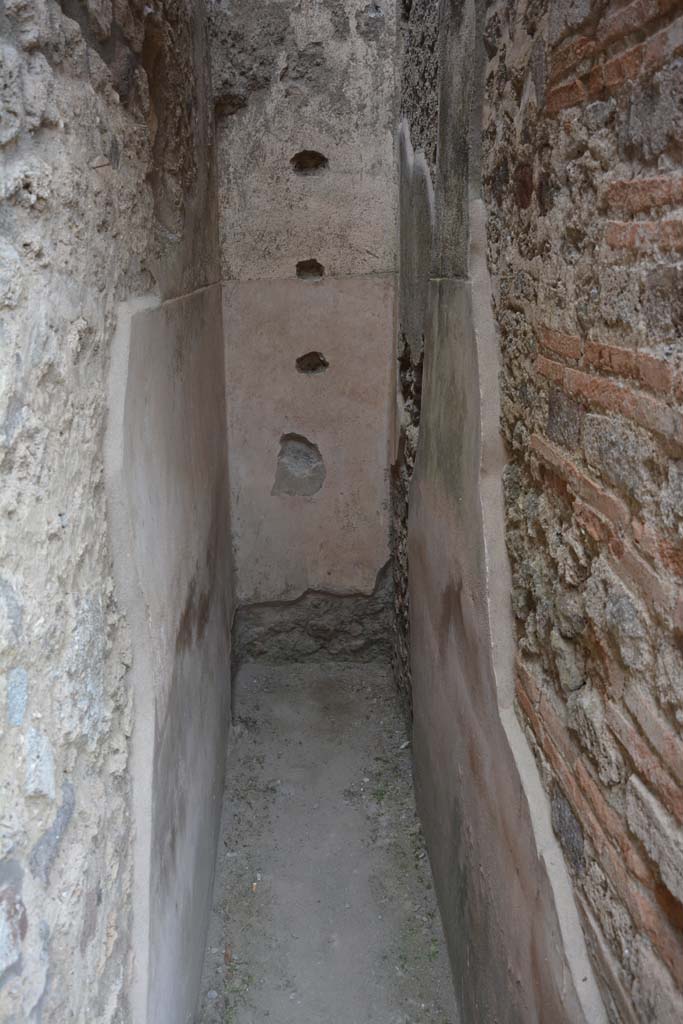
[{"xmin": 484, "ymin": 0, "xmax": 683, "ymax": 1018}]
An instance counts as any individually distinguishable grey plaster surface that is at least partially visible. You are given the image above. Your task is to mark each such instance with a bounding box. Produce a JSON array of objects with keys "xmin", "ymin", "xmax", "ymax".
[
  {"xmin": 106, "ymin": 287, "xmax": 232, "ymax": 1024},
  {"xmin": 224, "ymin": 275, "xmax": 394, "ymax": 604},
  {"xmin": 197, "ymin": 663, "xmax": 457, "ymax": 1024}
]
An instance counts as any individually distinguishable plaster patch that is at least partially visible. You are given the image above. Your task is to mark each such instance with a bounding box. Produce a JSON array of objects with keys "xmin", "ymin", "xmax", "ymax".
[
  {"xmin": 0, "ymin": 886, "xmax": 26, "ymax": 978},
  {"xmin": 24, "ymin": 729, "xmax": 55, "ymax": 800},
  {"xmin": 6, "ymin": 668, "xmax": 28, "ymax": 727},
  {"xmin": 0, "ymin": 240, "xmax": 23, "ymax": 309},
  {"xmin": 29, "ymin": 782, "xmax": 76, "ymax": 885},
  {"xmin": 272, "ymin": 433, "xmax": 326, "ymax": 496}
]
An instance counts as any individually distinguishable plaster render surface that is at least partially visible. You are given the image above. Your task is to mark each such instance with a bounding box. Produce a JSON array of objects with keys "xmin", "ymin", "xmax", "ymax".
[
  {"xmin": 405, "ymin": 182, "xmax": 606, "ymax": 1021},
  {"xmin": 224, "ymin": 275, "xmax": 394, "ymax": 605},
  {"xmin": 210, "ymin": 0, "xmax": 398, "ymax": 282},
  {"xmin": 106, "ymin": 286, "xmax": 232, "ymax": 1024}
]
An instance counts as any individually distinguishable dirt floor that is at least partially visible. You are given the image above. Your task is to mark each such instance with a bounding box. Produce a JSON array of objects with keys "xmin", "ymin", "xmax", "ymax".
[{"xmin": 196, "ymin": 663, "xmax": 458, "ymax": 1023}]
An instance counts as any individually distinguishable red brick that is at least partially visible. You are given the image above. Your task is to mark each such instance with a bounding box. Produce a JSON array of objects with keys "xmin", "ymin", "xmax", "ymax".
[
  {"xmin": 574, "ymin": 498, "xmax": 617, "ymax": 545},
  {"xmin": 539, "ymin": 688, "xmax": 580, "ymax": 767},
  {"xmin": 531, "ymin": 433, "xmax": 631, "ymax": 529},
  {"xmin": 634, "ymin": 522, "xmax": 683, "ymax": 588},
  {"xmin": 631, "ymin": 518, "xmax": 660, "ymax": 561},
  {"xmin": 609, "ymin": 541, "xmax": 675, "ymax": 620},
  {"xmin": 588, "ymin": 43, "xmax": 644, "ymax": 98},
  {"xmin": 539, "ymin": 325, "xmax": 582, "ymax": 360},
  {"xmin": 516, "ymin": 676, "xmax": 577, "ymax": 775},
  {"xmin": 606, "ymin": 218, "xmax": 683, "ymax": 252},
  {"xmin": 597, "ymin": 0, "xmax": 659, "ymax": 49},
  {"xmin": 547, "ymin": 78, "xmax": 587, "ymax": 113},
  {"xmin": 605, "ymin": 175, "xmax": 683, "ymax": 214},
  {"xmin": 535, "ymin": 353, "xmax": 566, "ymax": 384},
  {"xmin": 623, "ymin": 686, "xmax": 683, "ymax": 787},
  {"xmin": 618, "ymin": 867, "xmax": 683, "ymax": 988},
  {"xmin": 549, "ymin": 14, "xmax": 683, "ymax": 112},
  {"xmin": 549, "ymin": 36, "xmax": 596, "ymax": 85},
  {"xmin": 637, "ymin": 351, "xmax": 675, "ymax": 394},
  {"xmin": 606, "ymin": 702, "xmax": 683, "ymax": 824},
  {"xmin": 642, "ymin": 14, "xmax": 683, "ymax": 75},
  {"xmin": 573, "ymin": 760, "xmax": 683, "ymax": 985},
  {"xmin": 583, "ymin": 339, "xmax": 673, "ymax": 395},
  {"xmin": 674, "ymin": 368, "xmax": 683, "ymax": 404},
  {"xmin": 562, "ymin": 367, "xmax": 682, "ymax": 448},
  {"xmin": 574, "ymin": 758, "xmax": 652, "ymax": 884},
  {"xmin": 571, "ymin": 774, "xmax": 683, "ymax": 982},
  {"xmin": 515, "ymin": 670, "xmax": 581, "ymax": 782},
  {"xmin": 516, "ymin": 657, "xmax": 542, "ymax": 705},
  {"xmin": 556, "ymin": 750, "xmax": 611, "ymax": 854},
  {"xmin": 540, "ymin": 717, "xmax": 683, "ymax": 982},
  {"xmin": 516, "ymin": 679, "xmax": 537, "ymax": 734},
  {"xmin": 658, "ymin": 536, "xmax": 683, "ymax": 578}
]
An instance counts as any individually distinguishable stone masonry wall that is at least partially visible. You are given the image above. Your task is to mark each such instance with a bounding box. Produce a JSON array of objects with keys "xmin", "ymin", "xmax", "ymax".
[
  {"xmin": 210, "ymin": 0, "xmax": 397, "ymax": 626},
  {"xmin": 484, "ymin": 1, "xmax": 683, "ymax": 1020},
  {"xmin": 397, "ymin": 0, "xmax": 683, "ymax": 1020},
  {"xmin": 391, "ymin": 0, "xmax": 437, "ymax": 717},
  {"xmin": 0, "ymin": 3, "xmax": 219, "ymax": 1021}
]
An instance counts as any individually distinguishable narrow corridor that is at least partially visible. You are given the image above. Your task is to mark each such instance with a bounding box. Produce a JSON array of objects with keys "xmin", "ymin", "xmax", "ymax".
[
  {"xmin": 197, "ymin": 665, "xmax": 457, "ymax": 1023},
  {"xmin": 5, "ymin": 3, "xmax": 682, "ymax": 1021}
]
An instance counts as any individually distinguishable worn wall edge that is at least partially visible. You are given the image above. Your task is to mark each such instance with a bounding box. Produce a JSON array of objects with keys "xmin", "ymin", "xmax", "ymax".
[
  {"xmin": 104, "ymin": 293, "xmax": 161, "ymax": 1024},
  {"xmin": 104, "ymin": 284, "xmax": 232, "ymax": 1024}
]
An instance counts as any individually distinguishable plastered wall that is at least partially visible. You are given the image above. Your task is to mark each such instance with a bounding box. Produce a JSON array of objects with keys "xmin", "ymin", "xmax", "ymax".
[
  {"xmin": 106, "ymin": 288, "xmax": 232, "ymax": 1024},
  {"xmin": 210, "ymin": 0, "xmax": 398, "ymax": 607},
  {"xmin": 400, "ymin": 115, "xmax": 604, "ymax": 1024}
]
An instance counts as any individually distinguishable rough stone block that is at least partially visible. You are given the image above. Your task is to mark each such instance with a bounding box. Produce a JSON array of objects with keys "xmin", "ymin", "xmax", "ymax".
[
  {"xmin": 626, "ymin": 775, "xmax": 683, "ymax": 904},
  {"xmin": 547, "ymin": 386, "xmax": 583, "ymax": 449}
]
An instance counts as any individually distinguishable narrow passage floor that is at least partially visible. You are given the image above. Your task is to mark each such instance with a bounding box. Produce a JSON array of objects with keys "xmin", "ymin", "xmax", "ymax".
[{"xmin": 197, "ymin": 663, "xmax": 457, "ymax": 1024}]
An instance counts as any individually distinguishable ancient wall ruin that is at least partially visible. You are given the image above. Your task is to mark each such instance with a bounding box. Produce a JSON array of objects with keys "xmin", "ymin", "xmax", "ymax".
[
  {"xmin": 210, "ymin": 0, "xmax": 398, "ymax": 642},
  {"xmin": 0, "ymin": 3, "xmax": 231, "ymax": 1023},
  {"xmin": 488, "ymin": 1, "xmax": 683, "ymax": 1019},
  {"xmin": 395, "ymin": 0, "xmax": 683, "ymax": 1021},
  {"xmin": 2, "ymin": 1, "xmax": 683, "ymax": 1022}
]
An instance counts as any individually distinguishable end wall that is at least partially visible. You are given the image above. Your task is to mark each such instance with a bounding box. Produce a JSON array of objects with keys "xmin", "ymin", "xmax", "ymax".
[
  {"xmin": 106, "ymin": 288, "xmax": 231, "ymax": 1024},
  {"xmin": 210, "ymin": 0, "xmax": 398, "ymax": 609}
]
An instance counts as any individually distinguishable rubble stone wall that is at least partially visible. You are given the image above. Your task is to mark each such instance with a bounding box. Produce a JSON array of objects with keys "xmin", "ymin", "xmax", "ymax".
[
  {"xmin": 485, "ymin": 1, "xmax": 683, "ymax": 1019},
  {"xmin": 0, "ymin": 3, "xmax": 226, "ymax": 1022},
  {"xmin": 396, "ymin": 0, "xmax": 683, "ymax": 1020}
]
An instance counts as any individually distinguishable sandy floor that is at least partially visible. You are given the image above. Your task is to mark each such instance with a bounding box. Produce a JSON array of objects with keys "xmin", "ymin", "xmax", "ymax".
[{"xmin": 196, "ymin": 663, "xmax": 457, "ymax": 1024}]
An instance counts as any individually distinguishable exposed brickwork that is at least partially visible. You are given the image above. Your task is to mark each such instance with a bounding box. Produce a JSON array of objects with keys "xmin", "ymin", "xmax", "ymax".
[{"xmin": 484, "ymin": 0, "xmax": 683, "ymax": 1018}]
